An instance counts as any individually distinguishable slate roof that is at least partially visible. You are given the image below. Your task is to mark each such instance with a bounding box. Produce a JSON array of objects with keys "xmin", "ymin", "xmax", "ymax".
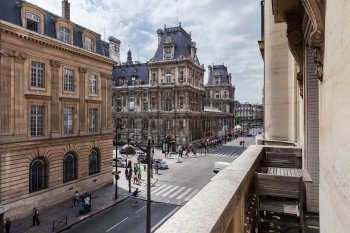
[
  {"xmin": 153, "ymin": 25, "xmax": 200, "ymax": 64},
  {"xmin": 112, "ymin": 50, "xmax": 149, "ymax": 86},
  {"xmin": 0, "ymin": 0, "xmax": 108, "ymax": 57},
  {"xmin": 206, "ymin": 65, "xmax": 232, "ymax": 86}
]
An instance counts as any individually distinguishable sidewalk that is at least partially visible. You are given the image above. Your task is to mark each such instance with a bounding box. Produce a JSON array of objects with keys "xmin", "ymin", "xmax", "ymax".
[{"xmin": 10, "ymin": 168, "xmax": 160, "ymax": 233}]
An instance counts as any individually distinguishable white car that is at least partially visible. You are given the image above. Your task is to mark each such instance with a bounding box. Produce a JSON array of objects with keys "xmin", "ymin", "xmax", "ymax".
[
  {"xmin": 153, "ymin": 159, "xmax": 169, "ymax": 169},
  {"xmin": 213, "ymin": 162, "xmax": 230, "ymax": 174}
]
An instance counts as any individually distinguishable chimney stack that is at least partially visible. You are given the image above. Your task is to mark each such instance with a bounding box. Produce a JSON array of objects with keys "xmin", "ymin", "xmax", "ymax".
[{"xmin": 62, "ymin": 0, "xmax": 70, "ymax": 20}]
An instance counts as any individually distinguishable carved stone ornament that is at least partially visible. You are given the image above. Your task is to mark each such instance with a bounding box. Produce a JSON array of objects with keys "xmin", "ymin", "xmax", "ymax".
[
  {"xmin": 0, "ymin": 48, "xmax": 27, "ymax": 60},
  {"xmin": 301, "ymin": 0, "xmax": 325, "ymax": 82},
  {"xmin": 78, "ymin": 67, "xmax": 87, "ymax": 74},
  {"xmin": 50, "ymin": 59, "xmax": 61, "ymax": 68},
  {"xmin": 285, "ymin": 11, "xmax": 304, "ymax": 98},
  {"xmin": 101, "ymin": 72, "xmax": 112, "ymax": 80},
  {"xmin": 164, "ymin": 36, "xmax": 173, "ymax": 44},
  {"xmin": 313, "ymin": 48, "xmax": 323, "ymax": 81}
]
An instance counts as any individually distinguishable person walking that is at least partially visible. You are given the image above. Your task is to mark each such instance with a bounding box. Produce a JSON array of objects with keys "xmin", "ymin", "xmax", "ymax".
[
  {"xmin": 32, "ymin": 208, "xmax": 39, "ymax": 226},
  {"xmin": 4, "ymin": 218, "xmax": 11, "ymax": 233},
  {"xmin": 125, "ymin": 168, "xmax": 129, "ymax": 180},
  {"xmin": 137, "ymin": 166, "xmax": 142, "ymax": 180},
  {"xmin": 143, "ymin": 163, "xmax": 146, "ymax": 172},
  {"xmin": 73, "ymin": 190, "xmax": 79, "ymax": 206}
]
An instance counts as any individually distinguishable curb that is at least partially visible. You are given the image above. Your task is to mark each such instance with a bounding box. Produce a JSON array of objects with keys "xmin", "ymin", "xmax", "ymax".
[{"xmin": 56, "ymin": 195, "xmax": 130, "ymax": 233}]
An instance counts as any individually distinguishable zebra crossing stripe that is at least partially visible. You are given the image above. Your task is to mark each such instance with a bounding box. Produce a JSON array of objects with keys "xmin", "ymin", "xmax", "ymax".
[
  {"xmin": 168, "ymin": 187, "xmax": 186, "ymax": 198},
  {"xmin": 161, "ymin": 185, "xmax": 179, "ymax": 197},
  {"xmin": 183, "ymin": 189, "xmax": 199, "ymax": 202},
  {"xmin": 151, "ymin": 184, "xmax": 167, "ymax": 194},
  {"xmin": 153, "ymin": 185, "xmax": 173, "ymax": 196},
  {"xmin": 176, "ymin": 188, "xmax": 193, "ymax": 200}
]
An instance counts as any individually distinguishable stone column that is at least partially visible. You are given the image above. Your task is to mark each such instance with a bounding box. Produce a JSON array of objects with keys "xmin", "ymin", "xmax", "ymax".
[
  {"xmin": 78, "ymin": 67, "xmax": 87, "ymax": 135},
  {"xmin": 14, "ymin": 52, "xmax": 27, "ymax": 137},
  {"xmin": 101, "ymin": 72, "xmax": 112, "ymax": 133},
  {"xmin": 50, "ymin": 59, "xmax": 61, "ymax": 138}
]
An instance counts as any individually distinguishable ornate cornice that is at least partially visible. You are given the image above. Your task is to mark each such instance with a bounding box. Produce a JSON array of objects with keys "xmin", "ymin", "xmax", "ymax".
[
  {"xmin": 313, "ymin": 47, "xmax": 323, "ymax": 81},
  {"xmin": 0, "ymin": 48, "xmax": 27, "ymax": 60},
  {"xmin": 285, "ymin": 11, "xmax": 304, "ymax": 98},
  {"xmin": 0, "ymin": 20, "xmax": 116, "ymax": 66},
  {"xmin": 50, "ymin": 59, "xmax": 61, "ymax": 68}
]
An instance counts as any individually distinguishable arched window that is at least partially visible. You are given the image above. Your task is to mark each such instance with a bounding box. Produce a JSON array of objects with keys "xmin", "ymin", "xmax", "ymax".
[
  {"xmin": 29, "ymin": 157, "xmax": 48, "ymax": 193},
  {"xmin": 63, "ymin": 153, "xmax": 77, "ymax": 182},
  {"xmin": 89, "ymin": 149, "xmax": 100, "ymax": 175}
]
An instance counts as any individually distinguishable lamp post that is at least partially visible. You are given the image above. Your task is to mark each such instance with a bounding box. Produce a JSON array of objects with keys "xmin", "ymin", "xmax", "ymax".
[
  {"xmin": 114, "ymin": 122, "xmax": 118, "ymax": 200},
  {"xmin": 120, "ymin": 138, "xmax": 153, "ymax": 233}
]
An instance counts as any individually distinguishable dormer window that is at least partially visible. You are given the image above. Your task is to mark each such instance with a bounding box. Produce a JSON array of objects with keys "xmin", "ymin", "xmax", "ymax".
[
  {"xmin": 21, "ymin": 3, "xmax": 45, "ymax": 34},
  {"xmin": 164, "ymin": 47, "xmax": 172, "ymax": 59},
  {"xmin": 215, "ymin": 91, "xmax": 221, "ymax": 99},
  {"xmin": 85, "ymin": 37, "xmax": 93, "ymax": 51},
  {"xmin": 134, "ymin": 68, "xmax": 138, "ymax": 73},
  {"xmin": 60, "ymin": 26, "xmax": 71, "ymax": 43},
  {"xmin": 131, "ymin": 77, "xmax": 137, "ymax": 86},
  {"xmin": 26, "ymin": 12, "xmax": 40, "ymax": 32}
]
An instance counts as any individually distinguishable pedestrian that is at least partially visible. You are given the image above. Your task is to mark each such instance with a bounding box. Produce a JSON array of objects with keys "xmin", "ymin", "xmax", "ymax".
[
  {"xmin": 143, "ymin": 164, "xmax": 146, "ymax": 172},
  {"xmin": 125, "ymin": 168, "xmax": 129, "ymax": 180},
  {"xmin": 137, "ymin": 166, "xmax": 142, "ymax": 180},
  {"xmin": 193, "ymin": 147, "xmax": 197, "ymax": 157},
  {"xmin": 32, "ymin": 208, "xmax": 39, "ymax": 226},
  {"xmin": 73, "ymin": 190, "xmax": 79, "ymax": 206},
  {"xmin": 204, "ymin": 147, "xmax": 207, "ymax": 156},
  {"xmin": 133, "ymin": 165, "xmax": 137, "ymax": 176},
  {"xmin": 4, "ymin": 217, "xmax": 11, "ymax": 233},
  {"xmin": 133, "ymin": 173, "xmax": 138, "ymax": 184}
]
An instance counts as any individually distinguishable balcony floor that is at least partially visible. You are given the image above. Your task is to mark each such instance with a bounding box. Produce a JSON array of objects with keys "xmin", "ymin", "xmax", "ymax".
[{"xmin": 258, "ymin": 212, "xmax": 319, "ymax": 233}]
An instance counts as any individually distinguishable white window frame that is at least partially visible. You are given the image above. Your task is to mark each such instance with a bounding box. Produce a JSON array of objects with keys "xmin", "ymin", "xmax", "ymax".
[
  {"xmin": 165, "ymin": 74, "xmax": 172, "ymax": 84},
  {"xmin": 60, "ymin": 26, "xmax": 71, "ymax": 43},
  {"xmin": 88, "ymin": 108, "xmax": 97, "ymax": 132},
  {"xmin": 64, "ymin": 107, "xmax": 74, "ymax": 134},
  {"xmin": 64, "ymin": 69, "xmax": 74, "ymax": 92},
  {"xmin": 26, "ymin": 12, "xmax": 40, "ymax": 33},
  {"xmin": 31, "ymin": 105, "xmax": 45, "ymax": 136},
  {"xmin": 85, "ymin": 36, "xmax": 92, "ymax": 51},
  {"xmin": 31, "ymin": 61, "xmax": 45, "ymax": 88},
  {"xmin": 89, "ymin": 75, "xmax": 97, "ymax": 94}
]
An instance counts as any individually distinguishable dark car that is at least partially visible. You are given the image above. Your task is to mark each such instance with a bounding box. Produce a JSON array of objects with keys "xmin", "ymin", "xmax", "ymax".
[{"xmin": 113, "ymin": 157, "xmax": 126, "ymax": 167}]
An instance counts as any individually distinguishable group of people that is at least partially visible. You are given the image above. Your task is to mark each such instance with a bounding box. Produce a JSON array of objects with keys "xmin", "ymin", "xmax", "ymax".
[
  {"xmin": 124, "ymin": 163, "xmax": 145, "ymax": 185},
  {"xmin": 178, "ymin": 145, "xmax": 200, "ymax": 158}
]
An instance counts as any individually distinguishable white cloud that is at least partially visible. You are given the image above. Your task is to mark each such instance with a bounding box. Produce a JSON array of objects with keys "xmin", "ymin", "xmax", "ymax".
[{"xmin": 28, "ymin": 0, "xmax": 263, "ymax": 103}]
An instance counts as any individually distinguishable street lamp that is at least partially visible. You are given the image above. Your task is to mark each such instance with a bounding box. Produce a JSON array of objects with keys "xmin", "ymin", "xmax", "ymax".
[{"xmin": 119, "ymin": 138, "xmax": 153, "ymax": 233}]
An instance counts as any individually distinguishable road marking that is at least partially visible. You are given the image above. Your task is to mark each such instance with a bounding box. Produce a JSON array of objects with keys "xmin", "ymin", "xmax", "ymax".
[
  {"xmin": 183, "ymin": 189, "xmax": 199, "ymax": 202},
  {"xmin": 151, "ymin": 184, "xmax": 167, "ymax": 194},
  {"xmin": 106, "ymin": 217, "xmax": 128, "ymax": 232},
  {"xmin": 136, "ymin": 206, "xmax": 146, "ymax": 213},
  {"xmin": 176, "ymin": 188, "xmax": 193, "ymax": 200},
  {"xmin": 151, "ymin": 206, "xmax": 181, "ymax": 232},
  {"xmin": 153, "ymin": 185, "xmax": 173, "ymax": 196},
  {"xmin": 161, "ymin": 185, "xmax": 179, "ymax": 197},
  {"xmin": 168, "ymin": 187, "xmax": 186, "ymax": 198}
]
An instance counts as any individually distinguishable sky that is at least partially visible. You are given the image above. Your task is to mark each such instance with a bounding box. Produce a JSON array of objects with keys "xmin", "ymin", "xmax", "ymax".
[{"xmin": 28, "ymin": 0, "xmax": 264, "ymax": 104}]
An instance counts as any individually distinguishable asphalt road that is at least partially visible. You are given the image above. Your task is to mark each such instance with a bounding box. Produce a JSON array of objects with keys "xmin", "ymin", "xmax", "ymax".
[
  {"xmin": 62, "ymin": 137, "xmax": 256, "ymax": 233},
  {"xmin": 62, "ymin": 198, "xmax": 179, "ymax": 233}
]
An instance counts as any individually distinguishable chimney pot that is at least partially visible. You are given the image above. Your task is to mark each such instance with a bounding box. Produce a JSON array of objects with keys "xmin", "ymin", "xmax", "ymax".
[{"xmin": 62, "ymin": 0, "xmax": 70, "ymax": 20}]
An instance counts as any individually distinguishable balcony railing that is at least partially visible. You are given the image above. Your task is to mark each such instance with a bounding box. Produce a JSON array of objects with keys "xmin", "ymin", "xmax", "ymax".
[{"xmin": 155, "ymin": 145, "xmax": 315, "ymax": 233}]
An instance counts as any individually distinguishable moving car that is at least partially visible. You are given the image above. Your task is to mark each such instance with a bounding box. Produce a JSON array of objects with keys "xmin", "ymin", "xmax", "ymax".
[
  {"xmin": 153, "ymin": 159, "xmax": 169, "ymax": 169},
  {"xmin": 213, "ymin": 162, "xmax": 230, "ymax": 174}
]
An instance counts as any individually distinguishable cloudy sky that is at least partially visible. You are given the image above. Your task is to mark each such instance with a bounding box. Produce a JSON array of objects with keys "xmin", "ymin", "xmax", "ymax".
[{"xmin": 29, "ymin": 0, "xmax": 264, "ymax": 104}]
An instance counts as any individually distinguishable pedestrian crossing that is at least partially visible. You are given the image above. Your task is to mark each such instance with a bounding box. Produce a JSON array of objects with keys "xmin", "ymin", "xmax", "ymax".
[
  {"xmin": 208, "ymin": 151, "xmax": 239, "ymax": 157},
  {"xmin": 140, "ymin": 184, "xmax": 199, "ymax": 203}
]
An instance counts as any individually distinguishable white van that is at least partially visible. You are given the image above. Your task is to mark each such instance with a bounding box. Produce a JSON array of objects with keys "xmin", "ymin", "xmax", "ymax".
[{"xmin": 213, "ymin": 162, "xmax": 230, "ymax": 174}]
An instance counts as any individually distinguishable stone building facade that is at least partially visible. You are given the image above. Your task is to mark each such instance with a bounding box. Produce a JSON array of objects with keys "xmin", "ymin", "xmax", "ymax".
[
  {"xmin": 0, "ymin": 0, "xmax": 117, "ymax": 218},
  {"xmin": 112, "ymin": 25, "xmax": 235, "ymax": 148},
  {"xmin": 261, "ymin": 0, "xmax": 350, "ymax": 231},
  {"xmin": 234, "ymin": 102, "xmax": 263, "ymax": 128}
]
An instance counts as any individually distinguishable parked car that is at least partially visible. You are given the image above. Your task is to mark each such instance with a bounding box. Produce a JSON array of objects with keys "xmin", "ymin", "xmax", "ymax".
[
  {"xmin": 113, "ymin": 157, "xmax": 126, "ymax": 167},
  {"xmin": 213, "ymin": 162, "xmax": 230, "ymax": 174},
  {"xmin": 153, "ymin": 159, "xmax": 169, "ymax": 169}
]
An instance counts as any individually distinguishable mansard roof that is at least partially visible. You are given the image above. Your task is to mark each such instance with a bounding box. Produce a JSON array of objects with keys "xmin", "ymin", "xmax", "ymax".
[
  {"xmin": 112, "ymin": 51, "xmax": 149, "ymax": 86},
  {"xmin": 0, "ymin": 0, "xmax": 109, "ymax": 57},
  {"xmin": 206, "ymin": 64, "xmax": 232, "ymax": 86},
  {"xmin": 152, "ymin": 25, "xmax": 200, "ymax": 64}
]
